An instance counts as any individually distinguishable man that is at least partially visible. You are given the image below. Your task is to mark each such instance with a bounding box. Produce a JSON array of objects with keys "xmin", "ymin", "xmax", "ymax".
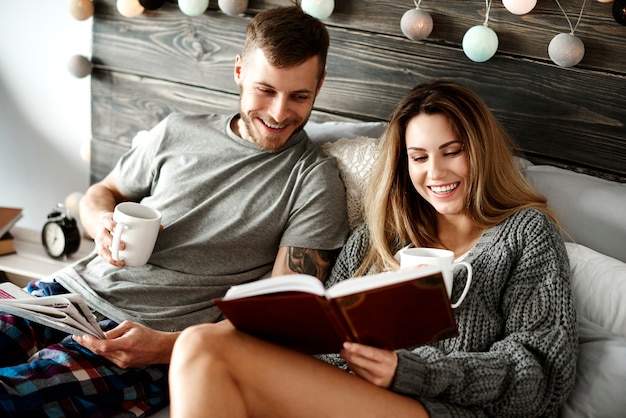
[{"xmin": 0, "ymin": 6, "xmax": 348, "ymax": 416}]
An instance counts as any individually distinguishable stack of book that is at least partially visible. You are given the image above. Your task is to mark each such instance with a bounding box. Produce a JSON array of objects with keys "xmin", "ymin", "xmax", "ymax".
[{"xmin": 0, "ymin": 207, "xmax": 23, "ymax": 256}]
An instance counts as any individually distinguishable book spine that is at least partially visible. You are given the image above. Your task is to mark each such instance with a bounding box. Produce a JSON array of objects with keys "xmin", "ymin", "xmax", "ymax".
[{"xmin": 327, "ymin": 295, "xmax": 362, "ymax": 343}]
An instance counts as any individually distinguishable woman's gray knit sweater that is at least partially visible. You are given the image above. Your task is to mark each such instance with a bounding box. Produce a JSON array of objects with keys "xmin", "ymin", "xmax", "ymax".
[{"xmin": 323, "ymin": 208, "xmax": 578, "ymax": 417}]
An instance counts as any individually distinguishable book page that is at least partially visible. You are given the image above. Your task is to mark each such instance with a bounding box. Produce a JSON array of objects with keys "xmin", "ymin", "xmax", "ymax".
[
  {"xmin": 222, "ymin": 274, "xmax": 325, "ymax": 300},
  {"xmin": 326, "ymin": 265, "xmax": 442, "ymax": 298}
]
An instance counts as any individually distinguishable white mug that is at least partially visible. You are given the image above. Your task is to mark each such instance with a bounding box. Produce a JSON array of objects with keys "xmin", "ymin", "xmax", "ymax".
[
  {"xmin": 110, "ymin": 202, "xmax": 161, "ymax": 267},
  {"xmin": 399, "ymin": 247, "xmax": 472, "ymax": 308}
]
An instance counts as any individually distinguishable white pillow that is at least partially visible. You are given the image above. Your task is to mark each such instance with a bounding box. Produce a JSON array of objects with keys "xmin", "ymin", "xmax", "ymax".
[
  {"xmin": 561, "ymin": 316, "xmax": 626, "ymax": 418},
  {"xmin": 526, "ymin": 165, "xmax": 626, "ymax": 263},
  {"xmin": 321, "ymin": 137, "xmax": 382, "ymax": 229},
  {"xmin": 566, "ymin": 242, "xmax": 626, "ymax": 339}
]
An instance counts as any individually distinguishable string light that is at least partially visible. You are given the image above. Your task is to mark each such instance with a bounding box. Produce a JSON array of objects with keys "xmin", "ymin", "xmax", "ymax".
[
  {"xmin": 139, "ymin": 0, "xmax": 165, "ymax": 10},
  {"xmin": 179, "ymin": 0, "xmax": 210, "ymax": 17},
  {"xmin": 401, "ymin": 0, "xmax": 434, "ymax": 41},
  {"xmin": 548, "ymin": 0, "xmax": 587, "ymax": 67},
  {"xmin": 218, "ymin": 0, "xmax": 248, "ymax": 16},
  {"xmin": 301, "ymin": 0, "xmax": 335, "ymax": 20},
  {"xmin": 69, "ymin": 0, "xmax": 94, "ymax": 21},
  {"xmin": 462, "ymin": 0, "xmax": 499, "ymax": 62},
  {"xmin": 614, "ymin": 0, "xmax": 626, "ymax": 25},
  {"xmin": 117, "ymin": 0, "xmax": 145, "ymax": 18},
  {"xmin": 502, "ymin": 0, "xmax": 537, "ymax": 15},
  {"xmin": 67, "ymin": 54, "xmax": 93, "ymax": 78}
]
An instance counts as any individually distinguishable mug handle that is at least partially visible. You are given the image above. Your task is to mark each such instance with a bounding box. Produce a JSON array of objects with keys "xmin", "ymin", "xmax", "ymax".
[
  {"xmin": 110, "ymin": 222, "xmax": 128, "ymax": 262},
  {"xmin": 450, "ymin": 262, "xmax": 472, "ymax": 308}
]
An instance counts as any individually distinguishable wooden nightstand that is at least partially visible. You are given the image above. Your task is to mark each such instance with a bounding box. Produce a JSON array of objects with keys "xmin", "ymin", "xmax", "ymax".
[{"xmin": 0, "ymin": 227, "xmax": 95, "ymax": 287}]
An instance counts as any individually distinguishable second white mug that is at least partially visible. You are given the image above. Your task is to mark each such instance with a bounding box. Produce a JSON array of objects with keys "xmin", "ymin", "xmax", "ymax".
[{"xmin": 399, "ymin": 247, "xmax": 472, "ymax": 308}]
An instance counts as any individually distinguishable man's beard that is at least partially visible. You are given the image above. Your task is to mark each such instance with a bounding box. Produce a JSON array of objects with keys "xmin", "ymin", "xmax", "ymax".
[{"xmin": 239, "ymin": 111, "xmax": 308, "ymax": 152}]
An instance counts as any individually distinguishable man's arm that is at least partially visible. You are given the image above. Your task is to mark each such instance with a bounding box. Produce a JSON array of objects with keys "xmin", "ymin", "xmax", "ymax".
[
  {"xmin": 79, "ymin": 172, "xmax": 133, "ymax": 266},
  {"xmin": 271, "ymin": 246, "xmax": 338, "ymax": 281},
  {"xmin": 80, "ymin": 172, "xmax": 130, "ymax": 238}
]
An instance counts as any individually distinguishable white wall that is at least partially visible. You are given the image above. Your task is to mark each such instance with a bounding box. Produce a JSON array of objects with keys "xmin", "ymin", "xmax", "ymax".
[{"xmin": 0, "ymin": 2, "xmax": 92, "ymax": 231}]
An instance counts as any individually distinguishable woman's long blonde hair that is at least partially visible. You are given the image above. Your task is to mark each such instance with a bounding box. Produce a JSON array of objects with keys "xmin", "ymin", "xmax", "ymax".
[{"xmin": 355, "ymin": 81, "xmax": 559, "ymax": 276}]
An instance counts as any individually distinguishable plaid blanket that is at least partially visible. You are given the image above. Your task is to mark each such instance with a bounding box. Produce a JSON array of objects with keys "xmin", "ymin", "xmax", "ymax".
[{"xmin": 0, "ymin": 314, "xmax": 168, "ymax": 417}]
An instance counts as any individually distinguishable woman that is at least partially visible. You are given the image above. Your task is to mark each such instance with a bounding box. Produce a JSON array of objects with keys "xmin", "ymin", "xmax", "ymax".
[{"xmin": 168, "ymin": 81, "xmax": 577, "ymax": 417}]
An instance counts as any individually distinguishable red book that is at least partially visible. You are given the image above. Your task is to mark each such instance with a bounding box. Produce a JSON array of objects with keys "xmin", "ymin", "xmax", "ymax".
[{"xmin": 215, "ymin": 266, "xmax": 458, "ymax": 355}]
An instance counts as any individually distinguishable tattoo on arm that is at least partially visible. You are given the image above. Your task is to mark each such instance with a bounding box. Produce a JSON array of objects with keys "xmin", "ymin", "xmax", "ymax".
[{"xmin": 287, "ymin": 247, "xmax": 337, "ymax": 280}]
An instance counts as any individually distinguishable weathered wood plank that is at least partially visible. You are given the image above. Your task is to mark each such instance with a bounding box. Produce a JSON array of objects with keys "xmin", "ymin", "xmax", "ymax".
[
  {"xmin": 91, "ymin": 70, "xmax": 240, "ymax": 145},
  {"xmin": 90, "ymin": 137, "xmax": 129, "ymax": 184}
]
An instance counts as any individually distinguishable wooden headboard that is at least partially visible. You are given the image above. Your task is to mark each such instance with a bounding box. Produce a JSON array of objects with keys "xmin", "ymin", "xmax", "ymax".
[{"xmin": 90, "ymin": 0, "xmax": 626, "ymax": 183}]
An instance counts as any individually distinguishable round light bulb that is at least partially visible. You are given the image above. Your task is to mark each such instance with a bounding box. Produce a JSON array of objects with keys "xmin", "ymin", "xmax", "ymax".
[
  {"xmin": 218, "ymin": 0, "xmax": 248, "ymax": 16},
  {"xmin": 614, "ymin": 0, "xmax": 626, "ymax": 25},
  {"xmin": 116, "ymin": 0, "xmax": 145, "ymax": 18},
  {"xmin": 548, "ymin": 33, "xmax": 585, "ymax": 67},
  {"xmin": 502, "ymin": 0, "xmax": 537, "ymax": 15},
  {"xmin": 178, "ymin": 0, "xmax": 210, "ymax": 17},
  {"xmin": 69, "ymin": 0, "xmax": 95, "ymax": 21},
  {"xmin": 400, "ymin": 8, "xmax": 433, "ymax": 41},
  {"xmin": 301, "ymin": 0, "xmax": 335, "ymax": 20},
  {"xmin": 462, "ymin": 25, "xmax": 499, "ymax": 62},
  {"xmin": 139, "ymin": 0, "xmax": 165, "ymax": 10},
  {"xmin": 67, "ymin": 55, "xmax": 93, "ymax": 78}
]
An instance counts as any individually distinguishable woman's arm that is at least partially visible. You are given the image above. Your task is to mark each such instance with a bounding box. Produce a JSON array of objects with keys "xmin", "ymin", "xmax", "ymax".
[{"xmin": 390, "ymin": 210, "xmax": 578, "ymax": 417}]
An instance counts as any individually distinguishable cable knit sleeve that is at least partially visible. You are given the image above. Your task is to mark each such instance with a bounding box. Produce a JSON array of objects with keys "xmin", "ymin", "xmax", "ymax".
[
  {"xmin": 316, "ymin": 225, "xmax": 371, "ymax": 368},
  {"xmin": 390, "ymin": 209, "xmax": 578, "ymax": 417},
  {"xmin": 325, "ymin": 224, "xmax": 371, "ymax": 289}
]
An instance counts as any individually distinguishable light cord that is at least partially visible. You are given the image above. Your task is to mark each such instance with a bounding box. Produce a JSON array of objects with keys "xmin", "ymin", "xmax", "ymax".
[
  {"xmin": 554, "ymin": 0, "xmax": 588, "ymax": 34},
  {"xmin": 413, "ymin": 0, "xmax": 423, "ymax": 9},
  {"xmin": 484, "ymin": 0, "xmax": 493, "ymax": 26}
]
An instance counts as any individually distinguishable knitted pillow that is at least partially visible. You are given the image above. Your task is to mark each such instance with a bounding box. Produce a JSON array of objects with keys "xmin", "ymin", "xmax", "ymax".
[
  {"xmin": 305, "ymin": 121, "xmax": 387, "ymax": 144},
  {"xmin": 322, "ymin": 137, "xmax": 382, "ymax": 230}
]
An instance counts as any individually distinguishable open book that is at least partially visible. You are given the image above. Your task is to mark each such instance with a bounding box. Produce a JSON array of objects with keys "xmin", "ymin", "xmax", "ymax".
[
  {"xmin": 215, "ymin": 266, "xmax": 458, "ymax": 354},
  {"xmin": 0, "ymin": 282, "xmax": 105, "ymax": 338}
]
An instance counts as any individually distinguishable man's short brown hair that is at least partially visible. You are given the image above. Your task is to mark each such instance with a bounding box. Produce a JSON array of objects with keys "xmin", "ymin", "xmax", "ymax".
[{"xmin": 243, "ymin": 6, "xmax": 329, "ymax": 81}]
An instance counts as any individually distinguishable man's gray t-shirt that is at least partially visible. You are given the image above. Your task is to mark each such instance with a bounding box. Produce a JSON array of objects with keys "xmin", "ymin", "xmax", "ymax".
[{"xmin": 55, "ymin": 113, "xmax": 349, "ymax": 331}]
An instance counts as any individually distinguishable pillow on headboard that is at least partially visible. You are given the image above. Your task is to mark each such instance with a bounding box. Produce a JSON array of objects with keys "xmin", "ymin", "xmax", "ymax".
[
  {"xmin": 305, "ymin": 121, "xmax": 387, "ymax": 144},
  {"xmin": 525, "ymin": 165, "xmax": 626, "ymax": 263},
  {"xmin": 321, "ymin": 136, "xmax": 382, "ymax": 229},
  {"xmin": 566, "ymin": 242, "xmax": 626, "ymax": 339},
  {"xmin": 561, "ymin": 315, "xmax": 626, "ymax": 418}
]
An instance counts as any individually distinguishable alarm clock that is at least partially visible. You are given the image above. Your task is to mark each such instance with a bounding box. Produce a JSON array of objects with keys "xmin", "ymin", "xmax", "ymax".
[{"xmin": 41, "ymin": 204, "xmax": 81, "ymax": 259}]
